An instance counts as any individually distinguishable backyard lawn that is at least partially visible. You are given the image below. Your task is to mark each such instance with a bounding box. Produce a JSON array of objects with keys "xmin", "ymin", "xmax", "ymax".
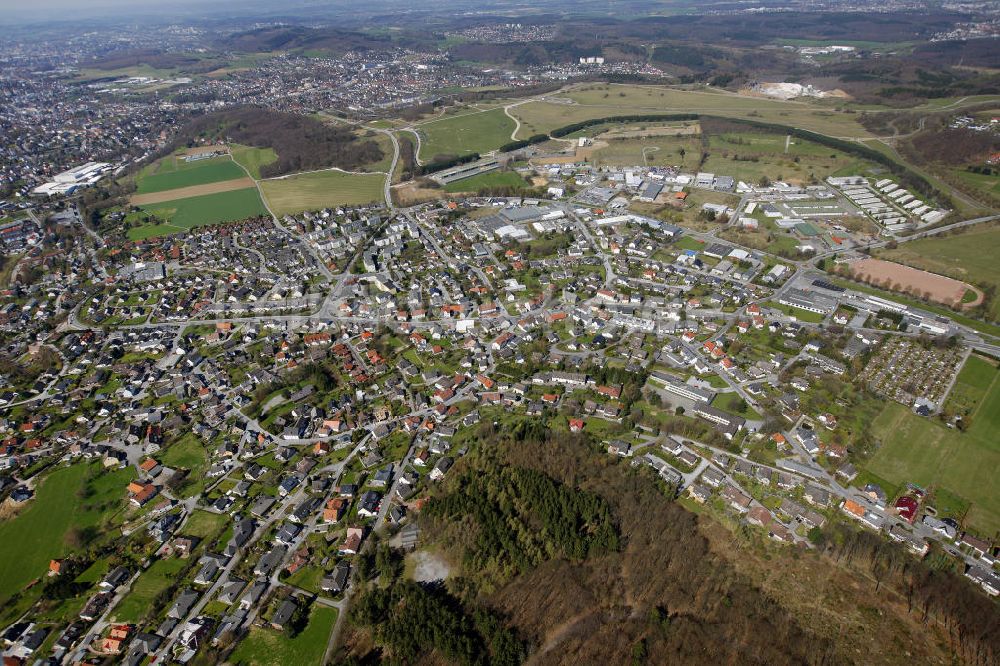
[
  {"xmin": 230, "ymin": 604, "xmax": 337, "ymax": 666},
  {"xmin": 712, "ymin": 391, "xmax": 763, "ymax": 420},
  {"xmin": 113, "ymin": 557, "xmax": 189, "ymax": 623},
  {"xmin": 180, "ymin": 510, "xmax": 228, "ymax": 540},
  {"xmin": 160, "ymin": 434, "xmax": 211, "ymax": 497}
]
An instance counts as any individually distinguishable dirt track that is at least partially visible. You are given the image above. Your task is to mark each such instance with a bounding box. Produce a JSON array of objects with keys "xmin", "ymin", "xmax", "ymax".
[
  {"xmin": 130, "ymin": 177, "xmax": 255, "ymax": 206},
  {"xmin": 850, "ymin": 258, "xmax": 981, "ymax": 308}
]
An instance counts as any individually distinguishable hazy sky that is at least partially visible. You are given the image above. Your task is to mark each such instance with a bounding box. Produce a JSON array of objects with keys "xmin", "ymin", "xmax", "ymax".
[{"xmin": 0, "ymin": 0, "xmax": 301, "ymax": 23}]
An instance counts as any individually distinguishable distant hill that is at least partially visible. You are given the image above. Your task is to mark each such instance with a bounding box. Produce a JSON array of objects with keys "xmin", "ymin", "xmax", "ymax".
[{"xmin": 219, "ymin": 25, "xmax": 428, "ymax": 55}]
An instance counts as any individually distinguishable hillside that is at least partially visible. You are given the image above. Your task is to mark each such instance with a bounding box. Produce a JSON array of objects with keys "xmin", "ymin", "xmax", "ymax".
[
  {"xmin": 341, "ymin": 423, "xmax": 999, "ymax": 665},
  {"xmin": 176, "ymin": 107, "xmax": 384, "ymax": 177}
]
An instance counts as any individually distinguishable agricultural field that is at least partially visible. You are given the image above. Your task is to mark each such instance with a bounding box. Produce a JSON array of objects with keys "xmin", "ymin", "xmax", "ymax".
[
  {"xmin": 510, "ymin": 83, "xmax": 873, "ymax": 140},
  {"xmin": 132, "ymin": 187, "xmax": 267, "ymax": 240},
  {"xmin": 443, "ymin": 170, "xmax": 530, "ymax": 193},
  {"xmin": 878, "ymin": 225, "xmax": 1000, "ymax": 319},
  {"xmin": 0, "ymin": 462, "xmax": 135, "ymax": 605},
  {"xmin": 866, "ymin": 356, "xmax": 1000, "ymax": 536},
  {"xmin": 415, "ymin": 107, "xmax": 515, "ymax": 160},
  {"xmin": 231, "ymin": 144, "xmax": 278, "ymax": 179},
  {"xmin": 260, "ymin": 170, "xmax": 385, "ymax": 216},
  {"xmin": 136, "ymin": 156, "xmax": 247, "ymax": 194},
  {"xmin": 229, "ymin": 604, "xmax": 337, "ymax": 666}
]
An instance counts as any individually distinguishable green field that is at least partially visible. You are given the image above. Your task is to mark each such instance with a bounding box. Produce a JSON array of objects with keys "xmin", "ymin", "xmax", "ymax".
[
  {"xmin": 179, "ymin": 510, "xmax": 227, "ymax": 540},
  {"xmin": 364, "ymin": 131, "xmax": 397, "ymax": 173},
  {"xmin": 702, "ymin": 132, "xmax": 867, "ymax": 185},
  {"xmin": 113, "ymin": 556, "xmax": 188, "ymax": 623},
  {"xmin": 230, "ymin": 604, "xmax": 337, "ymax": 666},
  {"xmin": 879, "ymin": 225, "xmax": 1000, "ymax": 320},
  {"xmin": 231, "ymin": 145, "xmax": 278, "ymax": 179},
  {"xmin": 260, "ymin": 170, "xmax": 384, "ymax": 216},
  {"xmin": 0, "ymin": 462, "xmax": 135, "ymax": 604},
  {"xmin": 416, "ymin": 107, "xmax": 515, "ymax": 160},
  {"xmin": 136, "ymin": 157, "xmax": 247, "ymax": 194},
  {"xmin": 591, "ymin": 135, "xmax": 704, "ymax": 168},
  {"xmin": 712, "ymin": 391, "xmax": 763, "ymax": 420},
  {"xmin": 945, "ymin": 354, "xmax": 997, "ymax": 418},
  {"xmin": 443, "ymin": 170, "xmax": 530, "ymax": 193},
  {"xmin": 133, "ymin": 188, "xmax": 267, "ymax": 240},
  {"xmin": 866, "ymin": 357, "xmax": 1000, "ymax": 536},
  {"xmin": 952, "ymin": 169, "xmax": 1000, "ymax": 198},
  {"xmin": 511, "ymin": 84, "xmax": 874, "ymax": 140}
]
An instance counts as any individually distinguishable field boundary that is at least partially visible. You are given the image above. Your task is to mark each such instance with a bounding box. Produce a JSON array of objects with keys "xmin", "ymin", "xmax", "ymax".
[{"xmin": 130, "ymin": 177, "xmax": 256, "ymax": 205}]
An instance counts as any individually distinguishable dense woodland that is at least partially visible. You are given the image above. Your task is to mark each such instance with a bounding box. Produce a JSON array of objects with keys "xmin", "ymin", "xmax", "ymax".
[
  {"xmin": 178, "ymin": 107, "xmax": 383, "ymax": 177},
  {"xmin": 425, "ymin": 461, "xmax": 620, "ymax": 579},
  {"xmin": 909, "ymin": 126, "xmax": 1000, "ymax": 167},
  {"xmin": 351, "ymin": 579, "xmax": 526, "ymax": 666}
]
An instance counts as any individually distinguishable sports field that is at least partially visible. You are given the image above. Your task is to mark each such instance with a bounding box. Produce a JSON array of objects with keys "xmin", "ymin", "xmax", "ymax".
[
  {"xmin": 866, "ymin": 355, "xmax": 1000, "ymax": 535},
  {"xmin": 260, "ymin": 170, "xmax": 384, "ymax": 216},
  {"xmin": 136, "ymin": 156, "xmax": 247, "ymax": 194},
  {"xmin": 849, "ymin": 258, "xmax": 976, "ymax": 308},
  {"xmin": 878, "ymin": 225, "xmax": 1000, "ymax": 319},
  {"xmin": 510, "ymin": 83, "xmax": 873, "ymax": 140},
  {"xmin": 229, "ymin": 604, "xmax": 337, "ymax": 666},
  {"xmin": 0, "ymin": 462, "xmax": 135, "ymax": 604},
  {"xmin": 132, "ymin": 187, "xmax": 267, "ymax": 240},
  {"xmin": 415, "ymin": 107, "xmax": 515, "ymax": 161}
]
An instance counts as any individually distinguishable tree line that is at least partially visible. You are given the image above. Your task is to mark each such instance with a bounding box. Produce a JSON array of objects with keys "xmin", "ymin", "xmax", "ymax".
[
  {"xmin": 350, "ymin": 579, "xmax": 525, "ymax": 666},
  {"xmin": 811, "ymin": 522, "xmax": 1000, "ymax": 666}
]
